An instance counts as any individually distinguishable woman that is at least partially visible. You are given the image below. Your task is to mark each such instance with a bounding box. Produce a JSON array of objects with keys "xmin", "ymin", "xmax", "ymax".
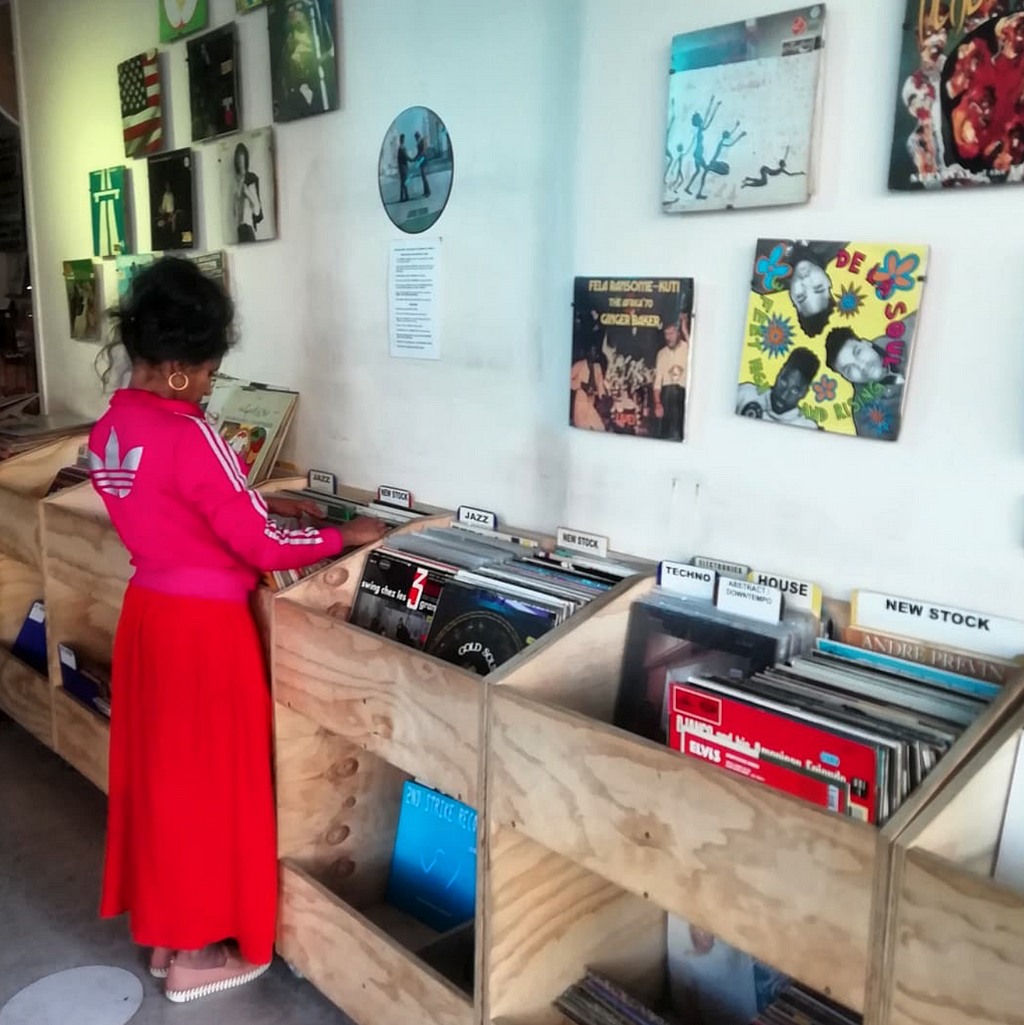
[
  {"xmin": 90, "ymin": 258, "xmax": 385, "ymax": 1003},
  {"xmin": 232, "ymin": 142, "xmax": 263, "ymax": 243}
]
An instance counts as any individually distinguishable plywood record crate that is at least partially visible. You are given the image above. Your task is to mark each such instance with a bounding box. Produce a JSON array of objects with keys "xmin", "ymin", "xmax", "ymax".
[
  {"xmin": 0, "ymin": 435, "xmax": 87, "ymax": 749},
  {"xmin": 271, "ymin": 508, "xmax": 655, "ymax": 1025},
  {"xmin": 873, "ymin": 702, "xmax": 1024, "ymax": 1025},
  {"xmin": 482, "ymin": 578, "xmax": 1024, "ymax": 1025}
]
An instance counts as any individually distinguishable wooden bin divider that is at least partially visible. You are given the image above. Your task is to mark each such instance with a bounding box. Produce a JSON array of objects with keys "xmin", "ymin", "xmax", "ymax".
[{"xmin": 873, "ymin": 698, "xmax": 1024, "ymax": 1025}]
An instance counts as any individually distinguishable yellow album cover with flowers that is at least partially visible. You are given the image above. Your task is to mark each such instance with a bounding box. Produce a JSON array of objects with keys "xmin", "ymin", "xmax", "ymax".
[{"xmin": 735, "ymin": 239, "xmax": 929, "ymax": 441}]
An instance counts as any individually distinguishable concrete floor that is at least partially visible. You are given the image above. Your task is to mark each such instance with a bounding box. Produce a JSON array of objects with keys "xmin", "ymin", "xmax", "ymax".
[{"xmin": 0, "ymin": 716, "xmax": 357, "ymax": 1025}]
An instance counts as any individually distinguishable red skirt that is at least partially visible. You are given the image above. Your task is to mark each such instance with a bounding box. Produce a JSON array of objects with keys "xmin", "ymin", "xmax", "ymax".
[{"xmin": 100, "ymin": 585, "xmax": 278, "ymax": 965}]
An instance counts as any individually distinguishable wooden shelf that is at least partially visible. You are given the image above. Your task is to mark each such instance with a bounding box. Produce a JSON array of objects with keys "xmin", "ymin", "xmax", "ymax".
[
  {"xmin": 484, "ymin": 579, "xmax": 1024, "ymax": 1021},
  {"xmin": 875, "ymin": 703, "xmax": 1024, "ymax": 1025},
  {"xmin": 272, "ymin": 519, "xmax": 655, "ymax": 1025},
  {"xmin": 53, "ymin": 686, "xmax": 110, "ymax": 793},
  {"xmin": 275, "ymin": 702, "xmax": 474, "ymax": 1025}
]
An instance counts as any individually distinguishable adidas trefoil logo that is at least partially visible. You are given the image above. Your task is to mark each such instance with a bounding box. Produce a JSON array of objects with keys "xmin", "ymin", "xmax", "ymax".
[{"xmin": 89, "ymin": 427, "xmax": 143, "ymax": 498}]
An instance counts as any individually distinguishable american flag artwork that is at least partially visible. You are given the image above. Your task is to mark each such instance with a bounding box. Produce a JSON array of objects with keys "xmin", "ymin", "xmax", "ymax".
[{"xmin": 119, "ymin": 50, "xmax": 163, "ymax": 159}]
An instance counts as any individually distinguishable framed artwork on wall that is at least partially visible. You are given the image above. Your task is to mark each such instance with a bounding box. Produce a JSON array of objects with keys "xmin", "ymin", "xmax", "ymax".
[
  {"xmin": 570, "ymin": 277, "xmax": 694, "ymax": 442},
  {"xmin": 118, "ymin": 50, "xmax": 163, "ymax": 159},
  {"xmin": 63, "ymin": 260, "xmax": 100, "ymax": 341},
  {"xmin": 218, "ymin": 128, "xmax": 277, "ymax": 244},
  {"xmin": 90, "ymin": 166, "xmax": 130, "ymax": 258},
  {"xmin": 889, "ymin": 0, "xmax": 1024, "ymax": 190},
  {"xmin": 663, "ymin": 6, "xmax": 826, "ymax": 213},
  {"xmin": 268, "ymin": 0, "xmax": 339, "ymax": 122},
  {"xmin": 378, "ymin": 106, "xmax": 454, "ymax": 234},
  {"xmin": 735, "ymin": 239, "xmax": 929, "ymax": 441},
  {"xmin": 160, "ymin": 0, "xmax": 208, "ymax": 43},
  {"xmin": 148, "ymin": 149, "xmax": 195, "ymax": 251},
  {"xmin": 188, "ymin": 25, "xmax": 240, "ymax": 142}
]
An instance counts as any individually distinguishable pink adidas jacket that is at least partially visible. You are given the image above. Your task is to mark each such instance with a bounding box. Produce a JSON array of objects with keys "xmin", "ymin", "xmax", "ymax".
[{"xmin": 88, "ymin": 389, "xmax": 343, "ymax": 603}]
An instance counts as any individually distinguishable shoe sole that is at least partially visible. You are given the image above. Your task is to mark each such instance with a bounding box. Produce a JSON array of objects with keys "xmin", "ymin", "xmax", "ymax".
[
  {"xmin": 149, "ymin": 966, "xmax": 169, "ymax": 979},
  {"xmin": 165, "ymin": 961, "xmax": 270, "ymax": 1003}
]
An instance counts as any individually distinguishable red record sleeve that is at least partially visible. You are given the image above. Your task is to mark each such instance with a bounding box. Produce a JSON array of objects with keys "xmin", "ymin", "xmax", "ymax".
[{"xmin": 669, "ymin": 682, "xmax": 878, "ymax": 823}]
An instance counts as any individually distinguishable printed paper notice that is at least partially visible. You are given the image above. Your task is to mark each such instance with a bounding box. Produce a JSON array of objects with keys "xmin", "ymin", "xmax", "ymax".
[{"xmin": 389, "ymin": 240, "xmax": 440, "ymax": 360}]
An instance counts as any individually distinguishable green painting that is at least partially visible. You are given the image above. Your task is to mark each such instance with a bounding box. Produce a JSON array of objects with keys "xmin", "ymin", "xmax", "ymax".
[
  {"xmin": 90, "ymin": 166, "xmax": 129, "ymax": 258},
  {"xmin": 159, "ymin": 0, "xmax": 208, "ymax": 43}
]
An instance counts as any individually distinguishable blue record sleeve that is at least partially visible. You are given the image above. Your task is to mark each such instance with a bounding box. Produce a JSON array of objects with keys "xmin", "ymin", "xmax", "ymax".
[
  {"xmin": 386, "ymin": 781, "xmax": 477, "ymax": 932},
  {"xmin": 12, "ymin": 600, "xmax": 47, "ymax": 675}
]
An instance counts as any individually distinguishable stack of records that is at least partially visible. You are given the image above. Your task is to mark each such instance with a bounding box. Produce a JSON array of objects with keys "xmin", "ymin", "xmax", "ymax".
[
  {"xmin": 261, "ymin": 513, "xmax": 335, "ymax": 592},
  {"xmin": 615, "ymin": 589, "xmax": 818, "ymax": 746},
  {"xmin": 201, "ymin": 375, "xmax": 298, "ymax": 486},
  {"xmin": 0, "ymin": 411, "xmax": 94, "ymax": 461},
  {"xmin": 555, "ymin": 970, "xmax": 675, "ymax": 1025},
  {"xmin": 751, "ymin": 983, "xmax": 861, "ymax": 1024},
  {"xmin": 668, "ymin": 636, "xmax": 995, "ymax": 825},
  {"xmin": 275, "ymin": 486, "xmax": 433, "ymax": 527},
  {"xmin": 58, "ymin": 643, "xmax": 112, "ymax": 719},
  {"xmin": 350, "ymin": 525, "xmax": 643, "ymax": 675}
]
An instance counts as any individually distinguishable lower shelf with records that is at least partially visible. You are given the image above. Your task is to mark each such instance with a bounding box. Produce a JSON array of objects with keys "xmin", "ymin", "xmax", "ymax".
[
  {"xmin": 485, "ymin": 576, "xmax": 1024, "ymax": 1019},
  {"xmin": 274, "ymin": 703, "xmax": 476, "ymax": 1025}
]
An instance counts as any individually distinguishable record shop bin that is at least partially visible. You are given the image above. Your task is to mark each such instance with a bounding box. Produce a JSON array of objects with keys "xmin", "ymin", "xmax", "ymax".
[
  {"xmin": 270, "ymin": 522, "xmax": 656, "ymax": 1025},
  {"xmin": 0, "ymin": 434, "xmax": 86, "ymax": 748},
  {"xmin": 482, "ymin": 577, "xmax": 1024, "ymax": 1024}
]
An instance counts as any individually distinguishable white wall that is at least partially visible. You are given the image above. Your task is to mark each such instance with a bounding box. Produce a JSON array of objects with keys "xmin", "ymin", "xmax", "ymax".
[{"xmin": 14, "ymin": 0, "xmax": 1024, "ymax": 614}]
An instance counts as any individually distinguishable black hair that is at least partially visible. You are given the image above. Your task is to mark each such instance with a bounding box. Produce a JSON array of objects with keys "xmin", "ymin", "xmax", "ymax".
[
  {"xmin": 788, "ymin": 242, "xmax": 836, "ymax": 337},
  {"xmin": 97, "ymin": 257, "xmax": 234, "ymax": 386},
  {"xmin": 796, "ymin": 303, "xmax": 835, "ymax": 338},
  {"xmin": 783, "ymin": 346, "xmax": 820, "ymax": 380},
  {"xmin": 234, "ymin": 142, "xmax": 250, "ymax": 172},
  {"xmin": 825, "ymin": 327, "xmax": 856, "ymax": 372}
]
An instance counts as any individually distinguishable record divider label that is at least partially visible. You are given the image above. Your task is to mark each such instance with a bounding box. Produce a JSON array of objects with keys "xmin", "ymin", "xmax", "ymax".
[
  {"xmin": 659, "ymin": 561, "xmax": 716, "ymax": 600},
  {"xmin": 377, "ymin": 485, "xmax": 413, "ymax": 510},
  {"xmin": 556, "ymin": 527, "xmax": 609, "ymax": 559}
]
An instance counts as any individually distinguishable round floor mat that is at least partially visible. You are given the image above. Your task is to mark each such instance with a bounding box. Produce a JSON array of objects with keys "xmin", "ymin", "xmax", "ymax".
[{"xmin": 0, "ymin": 967, "xmax": 143, "ymax": 1025}]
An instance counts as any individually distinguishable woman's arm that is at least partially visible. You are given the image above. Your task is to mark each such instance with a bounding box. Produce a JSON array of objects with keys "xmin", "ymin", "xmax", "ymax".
[{"xmin": 175, "ymin": 416, "xmax": 345, "ymax": 572}]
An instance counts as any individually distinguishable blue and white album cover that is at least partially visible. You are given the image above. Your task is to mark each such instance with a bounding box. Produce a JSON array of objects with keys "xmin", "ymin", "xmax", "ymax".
[
  {"xmin": 386, "ymin": 781, "xmax": 477, "ymax": 933},
  {"xmin": 663, "ymin": 6, "xmax": 826, "ymax": 213}
]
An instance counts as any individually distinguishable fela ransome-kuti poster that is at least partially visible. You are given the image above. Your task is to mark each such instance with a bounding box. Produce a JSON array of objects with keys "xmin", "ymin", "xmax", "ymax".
[
  {"xmin": 571, "ymin": 277, "xmax": 694, "ymax": 443},
  {"xmin": 736, "ymin": 240, "xmax": 928, "ymax": 442},
  {"xmin": 890, "ymin": 0, "xmax": 1024, "ymax": 190}
]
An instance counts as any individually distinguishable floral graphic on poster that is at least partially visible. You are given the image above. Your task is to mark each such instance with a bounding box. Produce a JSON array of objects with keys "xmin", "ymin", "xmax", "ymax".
[
  {"xmin": 736, "ymin": 240, "xmax": 929, "ymax": 441},
  {"xmin": 890, "ymin": 0, "xmax": 1024, "ymax": 190}
]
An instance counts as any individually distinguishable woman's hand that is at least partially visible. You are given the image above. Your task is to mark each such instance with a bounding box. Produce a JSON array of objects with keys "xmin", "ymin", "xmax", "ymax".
[
  {"xmin": 265, "ymin": 495, "xmax": 327, "ymax": 521},
  {"xmin": 343, "ymin": 516, "xmax": 388, "ymax": 549}
]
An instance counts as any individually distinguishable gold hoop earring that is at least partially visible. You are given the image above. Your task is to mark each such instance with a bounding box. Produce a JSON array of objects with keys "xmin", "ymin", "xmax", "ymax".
[{"xmin": 168, "ymin": 371, "xmax": 190, "ymax": 392}]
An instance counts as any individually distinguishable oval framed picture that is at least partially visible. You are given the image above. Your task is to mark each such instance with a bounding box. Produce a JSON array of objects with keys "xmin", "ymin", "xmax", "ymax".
[{"xmin": 378, "ymin": 106, "xmax": 454, "ymax": 234}]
